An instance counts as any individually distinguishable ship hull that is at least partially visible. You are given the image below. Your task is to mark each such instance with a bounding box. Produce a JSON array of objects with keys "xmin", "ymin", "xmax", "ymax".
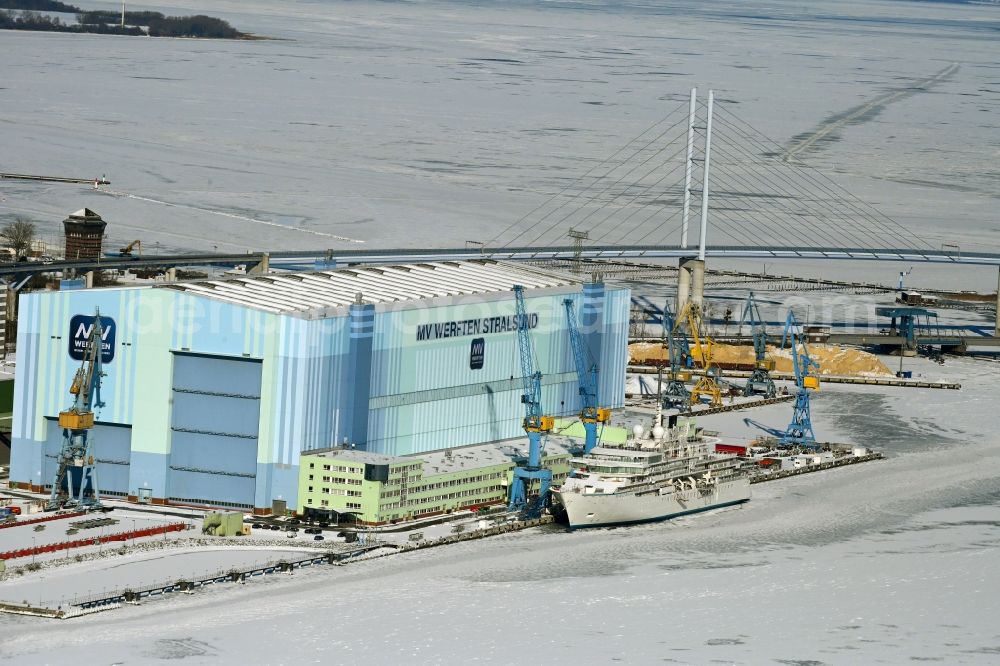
[{"xmin": 553, "ymin": 477, "xmax": 750, "ymax": 529}]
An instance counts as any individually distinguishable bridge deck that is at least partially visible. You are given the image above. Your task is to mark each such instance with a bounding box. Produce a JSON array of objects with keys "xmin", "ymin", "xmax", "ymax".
[{"xmin": 3, "ymin": 245, "xmax": 1000, "ymax": 280}]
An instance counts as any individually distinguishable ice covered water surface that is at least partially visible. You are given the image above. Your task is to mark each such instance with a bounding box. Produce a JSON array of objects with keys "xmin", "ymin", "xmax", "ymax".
[{"xmin": 0, "ymin": 0, "xmax": 997, "ymax": 286}]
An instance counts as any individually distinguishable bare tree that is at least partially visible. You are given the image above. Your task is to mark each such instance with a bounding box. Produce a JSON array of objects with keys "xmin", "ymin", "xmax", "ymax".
[{"xmin": 1, "ymin": 218, "xmax": 36, "ymax": 259}]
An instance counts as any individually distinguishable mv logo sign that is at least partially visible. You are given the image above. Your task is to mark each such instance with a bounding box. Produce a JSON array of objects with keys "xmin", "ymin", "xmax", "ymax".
[
  {"xmin": 470, "ymin": 337, "xmax": 485, "ymax": 370},
  {"xmin": 68, "ymin": 314, "xmax": 116, "ymax": 363}
]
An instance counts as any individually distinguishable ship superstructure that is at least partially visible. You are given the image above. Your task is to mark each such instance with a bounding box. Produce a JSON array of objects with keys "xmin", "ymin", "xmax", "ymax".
[{"xmin": 553, "ymin": 410, "xmax": 750, "ymax": 528}]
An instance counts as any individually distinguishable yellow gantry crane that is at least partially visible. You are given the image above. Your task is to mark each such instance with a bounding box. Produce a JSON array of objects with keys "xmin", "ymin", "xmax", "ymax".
[
  {"xmin": 671, "ymin": 301, "xmax": 723, "ymax": 408},
  {"xmin": 48, "ymin": 310, "xmax": 106, "ymax": 511}
]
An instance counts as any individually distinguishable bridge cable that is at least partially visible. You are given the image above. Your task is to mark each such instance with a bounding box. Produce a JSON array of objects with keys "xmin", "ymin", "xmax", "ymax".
[
  {"xmin": 603, "ymin": 101, "xmax": 854, "ymax": 251},
  {"xmin": 617, "ymin": 203, "xmax": 686, "ymax": 247},
  {"xmin": 708, "ymin": 114, "xmax": 911, "ymax": 251},
  {"xmin": 485, "ymin": 100, "xmax": 689, "ymax": 248},
  {"xmin": 719, "ymin": 126, "xmax": 888, "ymax": 246},
  {"xmin": 704, "ymin": 133, "xmax": 881, "ymax": 250},
  {"xmin": 508, "ymin": 111, "xmax": 692, "ymax": 248},
  {"xmin": 575, "ymin": 144, "xmax": 693, "ymax": 245},
  {"xmin": 712, "ymin": 103, "xmax": 922, "ymax": 248},
  {"xmin": 705, "ymin": 102, "xmax": 900, "ymax": 249},
  {"xmin": 678, "ymin": 116, "xmax": 848, "ymax": 249},
  {"xmin": 589, "ymin": 105, "xmax": 796, "ymax": 249},
  {"xmin": 713, "ymin": 104, "xmax": 931, "ymax": 253},
  {"xmin": 609, "ymin": 107, "xmax": 843, "ymax": 250}
]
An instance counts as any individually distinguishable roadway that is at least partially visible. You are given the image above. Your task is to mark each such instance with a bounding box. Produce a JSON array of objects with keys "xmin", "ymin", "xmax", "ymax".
[
  {"xmin": 636, "ymin": 332, "xmax": 1000, "ymax": 349},
  {"xmin": 0, "ymin": 253, "xmax": 271, "ymax": 279},
  {"xmin": 825, "ymin": 333, "xmax": 1000, "ymax": 348},
  {"xmin": 3, "ymin": 244, "xmax": 1000, "ymax": 280},
  {"xmin": 269, "ymin": 245, "xmax": 1000, "ymax": 267}
]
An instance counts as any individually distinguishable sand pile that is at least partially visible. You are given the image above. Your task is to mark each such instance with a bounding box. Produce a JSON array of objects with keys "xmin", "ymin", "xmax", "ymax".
[
  {"xmin": 766, "ymin": 344, "xmax": 893, "ymax": 377},
  {"xmin": 629, "ymin": 342, "xmax": 670, "ymax": 364},
  {"xmin": 629, "ymin": 342, "xmax": 892, "ymax": 377}
]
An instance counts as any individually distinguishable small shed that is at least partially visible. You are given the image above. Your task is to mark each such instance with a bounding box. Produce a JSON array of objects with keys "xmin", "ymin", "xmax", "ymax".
[{"xmin": 202, "ymin": 511, "xmax": 245, "ymax": 537}]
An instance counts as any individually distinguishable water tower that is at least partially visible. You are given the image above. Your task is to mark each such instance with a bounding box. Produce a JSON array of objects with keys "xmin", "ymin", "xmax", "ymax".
[{"xmin": 63, "ymin": 208, "xmax": 107, "ymax": 260}]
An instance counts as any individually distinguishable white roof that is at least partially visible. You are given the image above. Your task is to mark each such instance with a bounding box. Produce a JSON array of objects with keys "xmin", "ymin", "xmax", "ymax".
[
  {"xmin": 495, "ymin": 437, "xmax": 573, "ymax": 461},
  {"xmin": 305, "ymin": 448, "xmax": 408, "ymax": 465},
  {"xmin": 418, "ymin": 444, "xmax": 514, "ymax": 475},
  {"xmin": 160, "ymin": 260, "xmax": 577, "ymax": 317},
  {"xmin": 69, "ymin": 207, "xmax": 101, "ymax": 219}
]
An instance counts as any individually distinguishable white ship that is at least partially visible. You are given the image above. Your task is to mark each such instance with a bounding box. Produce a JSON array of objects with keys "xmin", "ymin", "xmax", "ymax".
[{"xmin": 552, "ymin": 411, "xmax": 750, "ymax": 529}]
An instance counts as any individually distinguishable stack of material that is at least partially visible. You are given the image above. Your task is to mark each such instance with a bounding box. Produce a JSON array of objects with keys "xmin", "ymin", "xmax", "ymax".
[
  {"xmin": 629, "ymin": 341, "xmax": 669, "ymax": 365},
  {"xmin": 628, "ymin": 342, "xmax": 892, "ymax": 377}
]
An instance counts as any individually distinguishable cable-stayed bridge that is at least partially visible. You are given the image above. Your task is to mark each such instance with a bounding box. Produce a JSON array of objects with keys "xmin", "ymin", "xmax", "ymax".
[
  {"xmin": 468, "ymin": 88, "xmax": 989, "ymax": 266},
  {"xmin": 4, "ymin": 243, "xmax": 994, "ymax": 284},
  {"xmin": 3, "ymin": 88, "xmax": 996, "ymax": 280}
]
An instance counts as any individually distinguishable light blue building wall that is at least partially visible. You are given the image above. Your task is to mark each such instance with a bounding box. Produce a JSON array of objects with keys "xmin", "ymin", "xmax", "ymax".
[
  {"xmin": 368, "ymin": 289, "xmax": 577, "ymax": 455},
  {"xmin": 10, "ymin": 273, "xmax": 629, "ymax": 513}
]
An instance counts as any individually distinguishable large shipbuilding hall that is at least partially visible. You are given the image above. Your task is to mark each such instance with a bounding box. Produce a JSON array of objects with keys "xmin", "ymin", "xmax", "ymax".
[{"xmin": 10, "ymin": 260, "xmax": 629, "ymax": 514}]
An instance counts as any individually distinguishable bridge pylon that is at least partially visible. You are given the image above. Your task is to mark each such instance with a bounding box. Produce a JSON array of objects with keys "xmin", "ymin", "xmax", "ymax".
[
  {"xmin": 676, "ymin": 256, "xmax": 705, "ymax": 315},
  {"xmin": 676, "ymin": 87, "xmax": 713, "ymax": 316}
]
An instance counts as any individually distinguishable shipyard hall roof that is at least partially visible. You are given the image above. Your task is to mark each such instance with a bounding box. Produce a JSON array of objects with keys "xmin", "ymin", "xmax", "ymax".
[{"xmin": 160, "ymin": 260, "xmax": 578, "ymax": 316}]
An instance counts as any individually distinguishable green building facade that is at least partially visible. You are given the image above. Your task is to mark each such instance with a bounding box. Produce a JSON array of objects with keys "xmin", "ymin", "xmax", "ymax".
[{"xmin": 298, "ymin": 443, "xmax": 571, "ymax": 525}]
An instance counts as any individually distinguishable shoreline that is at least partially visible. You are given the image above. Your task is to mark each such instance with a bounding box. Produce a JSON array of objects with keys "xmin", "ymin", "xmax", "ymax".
[{"xmin": 0, "ymin": 25, "xmax": 278, "ymax": 40}]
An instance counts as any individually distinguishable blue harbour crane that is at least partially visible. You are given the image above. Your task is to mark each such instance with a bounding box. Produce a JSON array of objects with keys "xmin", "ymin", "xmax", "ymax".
[
  {"xmin": 563, "ymin": 298, "xmax": 610, "ymax": 455},
  {"xmin": 744, "ymin": 310, "xmax": 821, "ymax": 448},
  {"xmin": 739, "ymin": 292, "xmax": 776, "ymax": 398},
  {"xmin": 661, "ymin": 299, "xmax": 691, "ymax": 408},
  {"xmin": 48, "ymin": 309, "xmax": 107, "ymax": 511},
  {"xmin": 778, "ymin": 310, "xmax": 821, "ymax": 447},
  {"xmin": 508, "ymin": 285, "xmax": 554, "ymax": 518}
]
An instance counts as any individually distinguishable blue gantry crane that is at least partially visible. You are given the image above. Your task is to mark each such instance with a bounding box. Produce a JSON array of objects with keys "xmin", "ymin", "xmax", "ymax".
[
  {"xmin": 48, "ymin": 309, "xmax": 107, "ymax": 511},
  {"xmin": 563, "ymin": 298, "xmax": 610, "ymax": 455},
  {"xmin": 739, "ymin": 293, "xmax": 776, "ymax": 398},
  {"xmin": 508, "ymin": 285, "xmax": 554, "ymax": 518},
  {"xmin": 744, "ymin": 310, "xmax": 820, "ymax": 448},
  {"xmin": 661, "ymin": 299, "xmax": 691, "ymax": 408}
]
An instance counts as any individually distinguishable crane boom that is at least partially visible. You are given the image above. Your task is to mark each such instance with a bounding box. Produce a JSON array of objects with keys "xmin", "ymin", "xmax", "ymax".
[
  {"xmin": 661, "ymin": 299, "xmax": 691, "ymax": 408},
  {"xmin": 672, "ymin": 302, "xmax": 722, "ymax": 407},
  {"xmin": 508, "ymin": 286, "xmax": 553, "ymax": 517},
  {"xmin": 779, "ymin": 310, "xmax": 819, "ymax": 447},
  {"xmin": 48, "ymin": 309, "xmax": 107, "ymax": 511},
  {"xmin": 739, "ymin": 293, "xmax": 776, "ymax": 398},
  {"xmin": 515, "ymin": 286, "xmax": 549, "ymax": 442},
  {"xmin": 563, "ymin": 299, "xmax": 610, "ymax": 454},
  {"xmin": 744, "ymin": 310, "xmax": 820, "ymax": 448}
]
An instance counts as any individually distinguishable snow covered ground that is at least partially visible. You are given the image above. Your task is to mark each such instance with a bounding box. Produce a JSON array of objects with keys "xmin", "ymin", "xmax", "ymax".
[
  {"xmin": 0, "ymin": 512, "xmax": 176, "ymax": 556},
  {"xmin": 0, "ymin": 354, "xmax": 996, "ymax": 663},
  {"xmin": 0, "ymin": 546, "xmax": 321, "ymax": 608}
]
